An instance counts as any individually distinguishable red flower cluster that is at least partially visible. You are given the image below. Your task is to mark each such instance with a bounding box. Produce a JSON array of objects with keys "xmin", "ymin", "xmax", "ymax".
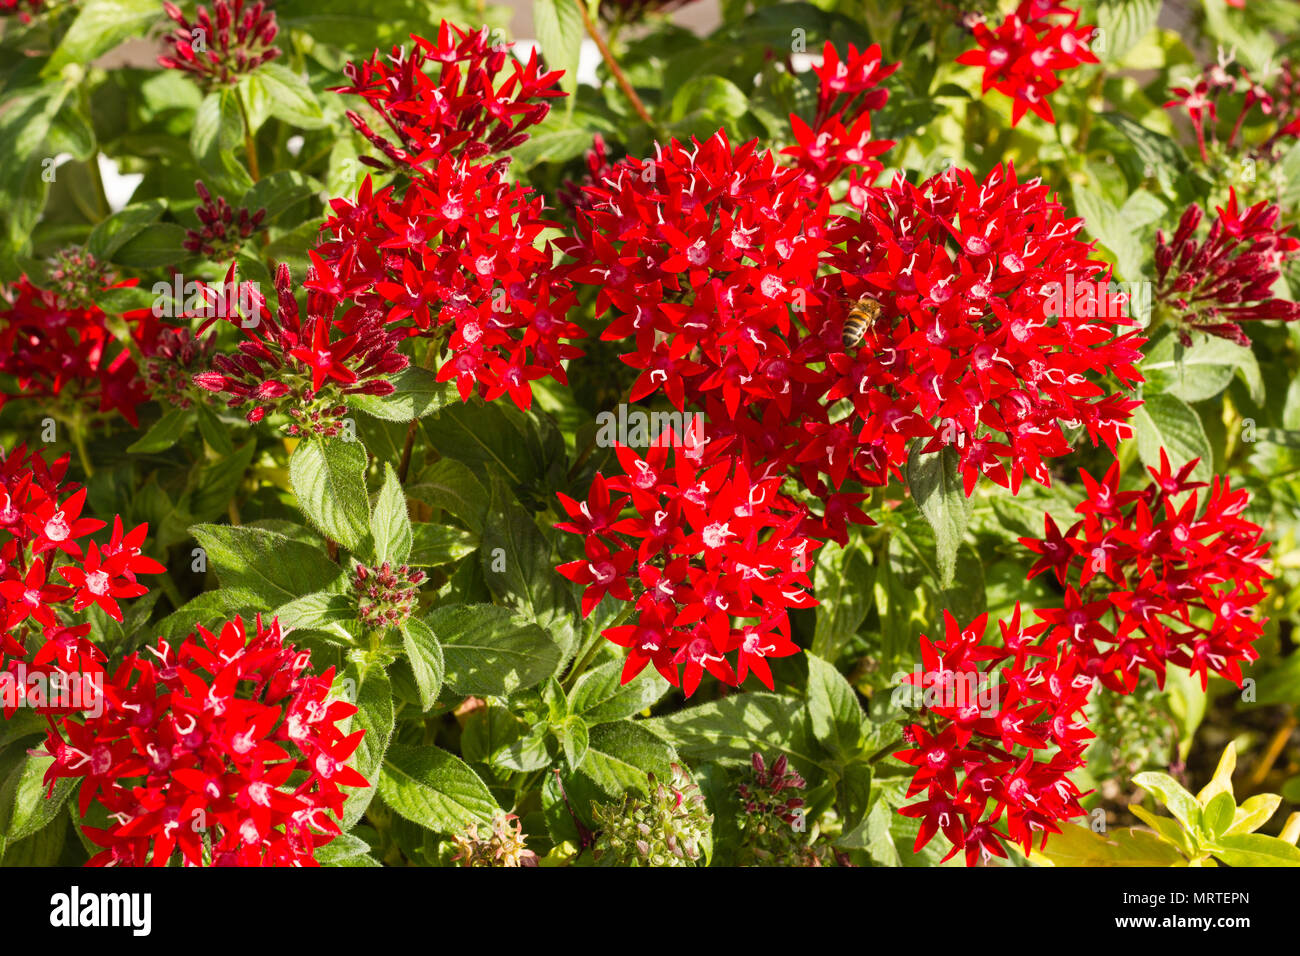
[
  {"xmin": 0, "ymin": 271, "xmax": 149, "ymax": 427},
  {"xmin": 193, "ymin": 261, "xmax": 409, "ymax": 435},
  {"xmin": 557, "ymin": 441, "xmax": 818, "ymax": 697},
  {"xmin": 0, "ymin": 445, "xmax": 162, "ymax": 708},
  {"xmin": 896, "ymin": 606, "xmax": 1091, "ymax": 866},
  {"xmin": 1154, "ymin": 188, "xmax": 1300, "ymax": 345},
  {"xmin": 42, "ymin": 615, "xmax": 368, "ymax": 867},
  {"xmin": 823, "ymin": 162, "xmax": 1145, "ymax": 494},
  {"xmin": 309, "ymin": 23, "xmax": 583, "ymax": 410},
  {"xmin": 782, "ymin": 41, "xmax": 897, "ymax": 200},
  {"xmin": 336, "ymin": 23, "xmax": 564, "ymax": 166},
  {"xmin": 158, "ymin": 0, "xmax": 281, "ymax": 87},
  {"xmin": 897, "ymin": 454, "xmax": 1270, "ymax": 865},
  {"xmin": 956, "ymin": 1, "xmax": 1097, "ymax": 125},
  {"xmin": 1022, "ymin": 452, "xmax": 1270, "ymax": 692},
  {"xmin": 562, "ymin": 130, "xmax": 879, "ymax": 540}
]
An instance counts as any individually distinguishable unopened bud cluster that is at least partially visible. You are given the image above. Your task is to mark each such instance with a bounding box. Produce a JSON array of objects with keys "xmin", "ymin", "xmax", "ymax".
[
  {"xmin": 592, "ymin": 764, "xmax": 711, "ymax": 867},
  {"xmin": 158, "ymin": 0, "xmax": 281, "ymax": 87},
  {"xmin": 143, "ymin": 327, "xmax": 214, "ymax": 409},
  {"xmin": 352, "ymin": 561, "xmax": 425, "ymax": 629},
  {"xmin": 285, "ymin": 393, "xmax": 352, "ymax": 439},
  {"xmin": 46, "ymin": 248, "xmax": 114, "ymax": 310},
  {"xmin": 449, "ymin": 811, "xmax": 538, "ymax": 867},
  {"xmin": 184, "ymin": 181, "xmax": 267, "ymax": 259},
  {"xmin": 736, "ymin": 752, "xmax": 827, "ymax": 867}
]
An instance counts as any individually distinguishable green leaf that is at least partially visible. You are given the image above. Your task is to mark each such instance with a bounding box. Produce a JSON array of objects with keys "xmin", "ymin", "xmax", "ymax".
[
  {"xmin": 273, "ymin": 590, "xmax": 356, "ymax": 640},
  {"xmin": 189, "ymin": 440, "xmax": 256, "ymax": 523},
  {"xmin": 670, "ymin": 75, "xmax": 749, "ymax": 124},
  {"xmin": 1101, "ymin": 111, "xmax": 1195, "ymax": 194},
  {"xmin": 1129, "ymin": 803, "xmax": 1198, "ymax": 857},
  {"xmin": 400, "ymin": 617, "xmax": 445, "ymax": 711},
  {"xmin": 406, "ymin": 459, "xmax": 488, "ymax": 533},
  {"xmin": 559, "ymin": 715, "xmax": 589, "ymax": 770},
  {"xmin": 1209, "ymin": 833, "xmax": 1300, "ymax": 867},
  {"xmin": 480, "ymin": 474, "xmax": 578, "ymax": 656},
  {"xmin": 1202, "ymin": 791, "xmax": 1236, "ymax": 841},
  {"xmin": 569, "ymin": 660, "xmax": 671, "ymax": 724},
  {"xmin": 87, "ymin": 199, "xmax": 166, "ymax": 261},
  {"xmin": 315, "ymin": 832, "xmax": 373, "ymax": 866},
  {"xmin": 195, "ymin": 402, "xmax": 235, "ymax": 455},
  {"xmin": 0, "ymin": 753, "xmax": 75, "ymax": 846},
  {"xmin": 407, "ymin": 524, "xmax": 479, "ymax": 567},
  {"xmin": 339, "ymin": 664, "xmax": 393, "ymax": 830},
  {"xmin": 126, "ymin": 407, "xmax": 194, "ymax": 454},
  {"xmin": 578, "ymin": 722, "xmax": 677, "ymax": 797},
  {"xmin": 1071, "ymin": 183, "xmax": 1146, "ymax": 280},
  {"xmin": 805, "ymin": 653, "xmax": 867, "ymax": 761},
  {"xmin": 905, "ymin": 444, "xmax": 972, "ymax": 588},
  {"xmin": 1196, "ymin": 741, "xmax": 1237, "ymax": 805},
  {"xmin": 289, "ymin": 438, "xmax": 371, "ymax": 552},
  {"xmin": 190, "ymin": 88, "xmax": 252, "ymax": 195},
  {"xmin": 1032, "ymin": 822, "xmax": 1188, "ymax": 866},
  {"xmin": 350, "ymin": 366, "xmax": 455, "ymax": 422},
  {"xmin": 94, "ymin": 285, "xmax": 157, "ymax": 315},
  {"xmin": 110, "ymin": 224, "xmax": 190, "ymax": 269},
  {"xmin": 837, "ymin": 761, "xmax": 873, "ymax": 832},
  {"xmin": 240, "ymin": 170, "xmax": 318, "ymax": 225},
  {"xmin": 1095, "ymin": 0, "xmax": 1161, "ymax": 62},
  {"xmin": 509, "ymin": 126, "xmax": 596, "ymax": 170},
  {"xmin": 377, "ymin": 744, "xmax": 498, "ymax": 835},
  {"xmin": 811, "ymin": 542, "xmax": 873, "ymax": 661},
  {"xmin": 427, "ymin": 603, "xmax": 561, "ymax": 697},
  {"xmin": 1134, "ymin": 771, "xmax": 1205, "ymax": 838},
  {"xmin": 647, "ymin": 692, "xmax": 828, "ymax": 778},
  {"xmin": 152, "ymin": 586, "xmax": 271, "ymax": 640},
  {"xmin": 247, "ymin": 62, "xmax": 326, "ymax": 128},
  {"xmin": 1226, "ymin": 794, "xmax": 1282, "ymax": 836},
  {"xmin": 370, "ymin": 463, "xmax": 412, "ymax": 566},
  {"xmin": 1143, "ymin": 333, "xmax": 1263, "ymax": 404},
  {"xmin": 1132, "ymin": 392, "xmax": 1213, "ymax": 488},
  {"xmin": 43, "ymin": 0, "xmax": 162, "ymax": 75},
  {"xmin": 191, "ymin": 524, "xmax": 344, "ymax": 608},
  {"xmin": 533, "ymin": 0, "xmax": 584, "ymax": 97}
]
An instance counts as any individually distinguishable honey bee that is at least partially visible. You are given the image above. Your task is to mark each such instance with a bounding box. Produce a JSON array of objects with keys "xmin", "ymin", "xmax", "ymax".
[{"xmin": 842, "ymin": 296, "xmax": 883, "ymax": 349}]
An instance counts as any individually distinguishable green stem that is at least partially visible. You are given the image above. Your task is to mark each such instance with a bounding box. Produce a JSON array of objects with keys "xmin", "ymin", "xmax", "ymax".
[{"xmin": 234, "ymin": 85, "xmax": 261, "ymax": 182}]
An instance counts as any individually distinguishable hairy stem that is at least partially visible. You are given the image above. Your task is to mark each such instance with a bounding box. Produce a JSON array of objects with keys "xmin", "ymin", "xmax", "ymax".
[{"xmin": 575, "ymin": 0, "xmax": 654, "ymax": 128}]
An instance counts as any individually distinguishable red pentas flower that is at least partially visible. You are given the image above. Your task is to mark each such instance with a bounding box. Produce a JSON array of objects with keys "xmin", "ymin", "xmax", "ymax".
[
  {"xmin": 158, "ymin": 0, "xmax": 281, "ymax": 87},
  {"xmin": 311, "ymin": 24, "xmax": 584, "ymax": 412},
  {"xmin": 335, "ymin": 23, "xmax": 564, "ymax": 166},
  {"xmin": 782, "ymin": 41, "xmax": 898, "ymax": 198},
  {"xmin": 557, "ymin": 438, "xmax": 819, "ymax": 696},
  {"xmin": 193, "ymin": 261, "xmax": 409, "ymax": 435},
  {"xmin": 42, "ymin": 615, "xmax": 368, "ymax": 867},
  {"xmin": 822, "ymin": 162, "xmax": 1146, "ymax": 494},
  {"xmin": 1020, "ymin": 451, "xmax": 1271, "ymax": 692},
  {"xmin": 955, "ymin": 1, "xmax": 1097, "ymax": 125},
  {"xmin": 560, "ymin": 130, "xmax": 877, "ymax": 541},
  {"xmin": 0, "ymin": 445, "xmax": 162, "ymax": 714},
  {"xmin": 0, "ymin": 258, "xmax": 150, "ymax": 427},
  {"xmin": 1164, "ymin": 49, "xmax": 1298, "ymax": 163},
  {"xmin": 894, "ymin": 607, "xmax": 1092, "ymax": 866},
  {"xmin": 1154, "ymin": 187, "xmax": 1300, "ymax": 345}
]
